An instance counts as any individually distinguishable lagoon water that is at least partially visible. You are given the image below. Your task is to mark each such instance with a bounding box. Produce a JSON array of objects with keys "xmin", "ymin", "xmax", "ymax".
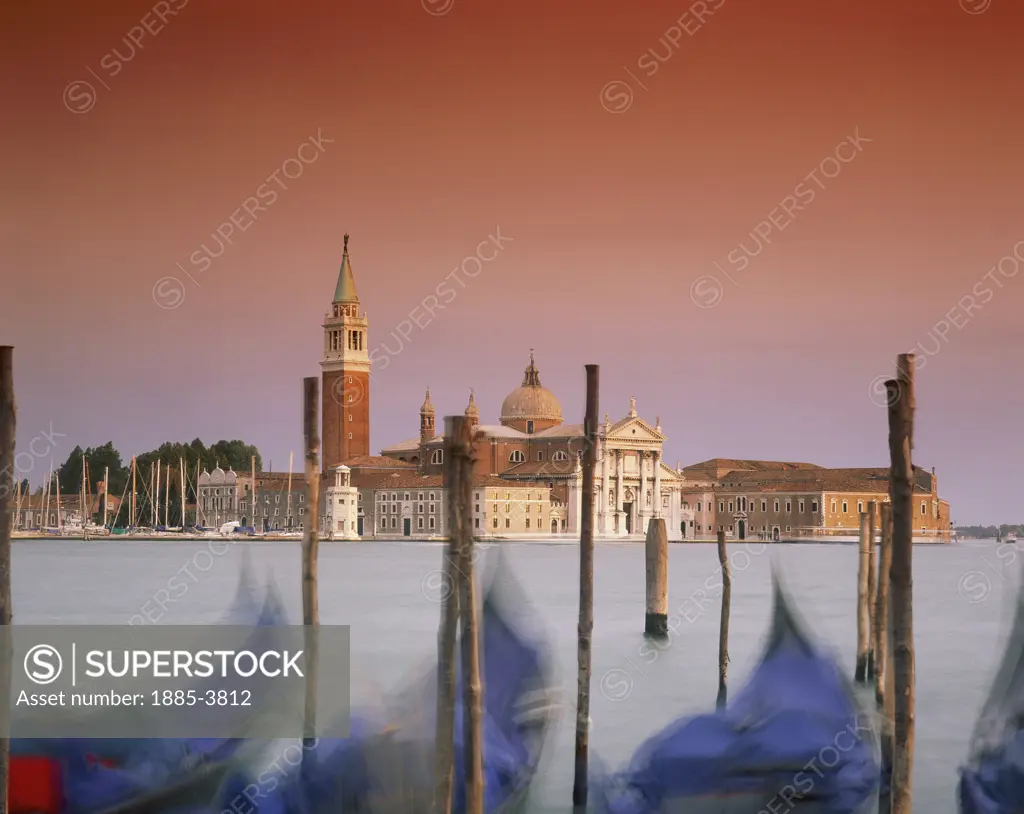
[{"xmin": 11, "ymin": 538, "xmax": 1020, "ymax": 812}]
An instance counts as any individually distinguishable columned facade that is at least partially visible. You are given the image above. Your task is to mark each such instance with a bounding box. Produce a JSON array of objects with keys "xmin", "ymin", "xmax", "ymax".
[{"xmin": 567, "ymin": 398, "xmax": 684, "ymax": 541}]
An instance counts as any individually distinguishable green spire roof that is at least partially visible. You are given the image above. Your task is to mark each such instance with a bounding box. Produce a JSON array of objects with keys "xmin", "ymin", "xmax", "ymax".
[{"xmin": 333, "ymin": 233, "xmax": 359, "ymax": 303}]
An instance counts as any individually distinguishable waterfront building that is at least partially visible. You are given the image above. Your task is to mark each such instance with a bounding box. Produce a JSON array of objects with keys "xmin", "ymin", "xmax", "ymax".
[
  {"xmin": 323, "ymin": 465, "xmax": 359, "ymax": 539},
  {"xmin": 381, "ymin": 354, "xmax": 686, "ymax": 539},
  {"xmin": 679, "ymin": 459, "xmax": 951, "ymax": 542}
]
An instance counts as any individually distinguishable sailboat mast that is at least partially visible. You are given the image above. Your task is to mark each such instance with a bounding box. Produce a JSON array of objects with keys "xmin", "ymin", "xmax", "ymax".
[
  {"xmin": 195, "ymin": 458, "xmax": 201, "ymax": 528},
  {"xmin": 55, "ymin": 472, "xmax": 62, "ymax": 530},
  {"xmin": 43, "ymin": 461, "xmax": 52, "ymax": 528},
  {"xmin": 130, "ymin": 456, "xmax": 137, "ymax": 528},
  {"xmin": 251, "ymin": 455, "xmax": 257, "ymax": 532},
  {"xmin": 103, "ymin": 465, "xmax": 109, "ymax": 527},
  {"xmin": 287, "ymin": 451, "xmax": 294, "ymax": 530},
  {"xmin": 165, "ymin": 463, "xmax": 170, "ymax": 527},
  {"xmin": 81, "ymin": 457, "xmax": 87, "ymax": 528},
  {"xmin": 155, "ymin": 462, "xmax": 161, "ymax": 527},
  {"xmin": 13, "ymin": 475, "xmax": 21, "ymax": 533},
  {"xmin": 179, "ymin": 457, "xmax": 186, "ymax": 528}
]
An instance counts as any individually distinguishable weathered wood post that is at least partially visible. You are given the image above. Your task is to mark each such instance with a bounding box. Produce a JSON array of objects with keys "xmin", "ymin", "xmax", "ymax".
[
  {"xmin": 644, "ymin": 518, "xmax": 668, "ymax": 639},
  {"xmin": 572, "ymin": 364, "xmax": 599, "ymax": 810},
  {"xmin": 866, "ymin": 500, "xmax": 878, "ymax": 680},
  {"xmin": 876, "ymin": 502, "xmax": 895, "ymax": 814},
  {"xmin": 716, "ymin": 529, "xmax": 731, "ymax": 710},
  {"xmin": 452, "ymin": 416, "xmax": 484, "ymax": 814},
  {"xmin": 886, "ymin": 354, "xmax": 916, "ymax": 814},
  {"xmin": 0, "ymin": 347, "xmax": 15, "ymax": 814},
  {"xmin": 855, "ymin": 510, "xmax": 871, "ymax": 683},
  {"xmin": 301, "ymin": 377, "xmax": 321, "ymax": 746},
  {"xmin": 435, "ymin": 420, "xmax": 463, "ymax": 814}
]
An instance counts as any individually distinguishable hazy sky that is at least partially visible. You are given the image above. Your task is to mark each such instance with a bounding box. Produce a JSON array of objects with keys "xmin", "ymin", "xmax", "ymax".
[{"xmin": 2, "ymin": 0, "xmax": 1022, "ymax": 524}]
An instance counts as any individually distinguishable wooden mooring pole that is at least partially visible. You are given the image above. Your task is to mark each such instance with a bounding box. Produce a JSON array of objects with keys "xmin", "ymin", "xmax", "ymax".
[
  {"xmin": 453, "ymin": 416, "xmax": 484, "ymax": 814},
  {"xmin": 716, "ymin": 529, "xmax": 731, "ymax": 709},
  {"xmin": 876, "ymin": 502, "xmax": 895, "ymax": 814},
  {"xmin": 301, "ymin": 377, "xmax": 321, "ymax": 746},
  {"xmin": 0, "ymin": 347, "xmax": 15, "ymax": 814},
  {"xmin": 435, "ymin": 417, "xmax": 466, "ymax": 814},
  {"xmin": 572, "ymin": 364, "xmax": 599, "ymax": 810},
  {"xmin": 855, "ymin": 510, "xmax": 871, "ymax": 683},
  {"xmin": 886, "ymin": 354, "xmax": 916, "ymax": 814},
  {"xmin": 866, "ymin": 501, "xmax": 878, "ymax": 680},
  {"xmin": 644, "ymin": 518, "xmax": 668, "ymax": 639}
]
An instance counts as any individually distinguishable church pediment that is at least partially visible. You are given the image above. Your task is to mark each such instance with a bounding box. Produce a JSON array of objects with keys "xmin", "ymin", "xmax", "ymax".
[{"xmin": 606, "ymin": 417, "xmax": 664, "ymax": 443}]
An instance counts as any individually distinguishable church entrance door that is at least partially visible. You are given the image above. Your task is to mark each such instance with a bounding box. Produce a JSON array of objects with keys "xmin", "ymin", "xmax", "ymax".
[
  {"xmin": 623, "ymin": 503, "xmax": 633, "ymax": 534},
  {"xmin": 403, "ymin": 518, "xmax": 411, "ymax": 536},
  {"xmin": 357, "ymin": 517, "xmax": 364, "ymax": 536},
  {"xmin": 551, "ymin": 519, "xmax": 558, "ymax": 535},
  {"xmin": 738, "ymin": 520, "xmax": 746, "ymax": 540}
]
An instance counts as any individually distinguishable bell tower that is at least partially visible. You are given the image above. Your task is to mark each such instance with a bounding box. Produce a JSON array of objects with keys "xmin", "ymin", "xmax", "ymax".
[{"xmin": 321, "ymin": 234, "xmax": 371, "ymax": 471}]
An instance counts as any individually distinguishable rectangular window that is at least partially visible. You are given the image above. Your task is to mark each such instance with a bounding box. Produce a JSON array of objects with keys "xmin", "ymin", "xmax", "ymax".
[
  {"xmin": 857, "ymin": 500, "xmax": 864, "ymax": 513},
  {"xmin": 391, "ymin": 517, "xmax": 397, "ymax": 528},
  {"xmin": 526, "ymin": 518, "xmax": 530, "ymax": 528},
  {"xmin": 785, "ymin": 500, "xmax": 791, "ymax": 513},
  {"xmin": 831, "ymin": 500, "xmax": 837, "ymax": 513},
  {"xmin": 921, "ymin": 502, "xmax": 926, "ymax": 516},
  {"xmin": 493, "ymin": 518, "xmax": 498, "ymax": 528},
  {"xmin": 812, "ymin": 500, "xmax": 818, "ymax": 512},
  {"xmin": 275, "ymin": 495, "xmax": 280, "ymax": 504},
  {"xmin": 380, "ymin": 517, "xmax": 386, "ymax": 529},
  {"xmin": 761, "ymin": 499, "xmax": 767, "ymax": 512},
  {"xmin": 719, "ymin": 501, "xmax": 725, "ymax": 513},
  {"xmin": 474, "ymin": 518, "xmax": 479, "ymax": 528},
  {"xmin": 429, "ymin": 517, "xmax": 435, "ymax": 529},
  {"xmin": 786, "ymin": 525, "xmax": 792, "ymax": 532},
  {"xmin": 799, "ymin": 499, "xmax": 805, "ymax": 512},
  {"xmin": 728, "ymin": 501, "xmax": 734, "ymax": 512},
  {"xmin": 505, "ymin": 518, "xmax": 510, "ymax": 528},
  {"xmin": 842, "ymin": 501, "xmax": 848, "ymax": 513},
  {"xmin": 475, "ymin": 504, "xmax": 480, "ymax": 513},
  {"xmin": 418, "ymin": 492, "xmax": 423, "ymax": 500},
  {"xmin": 774, "ymin": 500, "xmax": 780, "ymax": 513},
  {"xmin": 417, "ymin": 518, "xmax": 423, "ymax": 529},
  {"xmin": 274, "ymin": 508, "xmax": 279, "ymax": 516},
  {"xmin": 418, "ymin": 504, "xmax": 423, "ymax": 513},
  {"xmin": 404, "ymin": 493, "xmax": 410, "ymax": 501},
  {"xmin": 299, "ymin": 508, "xmax": 304, "ymax": 515},
  {"xmin": 697, "ymin": 501, "xmax": 702, "ymax": 511},
  {"xmin": 429, "ymin": 492, "xmax": 435, "ymax": 500}
]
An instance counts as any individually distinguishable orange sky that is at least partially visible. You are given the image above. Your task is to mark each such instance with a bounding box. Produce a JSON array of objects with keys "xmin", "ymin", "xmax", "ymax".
[{"xmin": 2, "ymin": 0, "xmax": 1022, "ymax": 522}]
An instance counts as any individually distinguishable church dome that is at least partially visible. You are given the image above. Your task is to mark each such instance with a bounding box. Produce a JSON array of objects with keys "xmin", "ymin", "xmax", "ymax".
[{"xmin": 500, "ymin": 351, "xmax": 562, "ymax": 428}]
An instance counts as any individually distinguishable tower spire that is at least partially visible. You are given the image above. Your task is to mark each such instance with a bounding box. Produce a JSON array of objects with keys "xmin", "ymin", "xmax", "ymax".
[{"xmin": 333, "ymin": 233, "xmax": 358, "ymax": 304}]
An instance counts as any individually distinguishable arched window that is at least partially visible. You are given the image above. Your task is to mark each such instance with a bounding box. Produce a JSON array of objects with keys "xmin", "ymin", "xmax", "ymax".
[
  {"xmin": 431, "ymin": 449, "xmax": 443, "ymax": 465},
  {"xmin": 551, "ymin": 450, "xmax": 569, "ymax": 461},
  {"xmin": 509, "ymin": 450, "xmax": 525, "ymax": 463}
]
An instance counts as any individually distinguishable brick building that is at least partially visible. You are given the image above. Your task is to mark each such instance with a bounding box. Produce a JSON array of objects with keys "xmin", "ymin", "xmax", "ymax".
[{"xmin": 679, "ymin": 458, "xmax": 951, "ymax": 542}]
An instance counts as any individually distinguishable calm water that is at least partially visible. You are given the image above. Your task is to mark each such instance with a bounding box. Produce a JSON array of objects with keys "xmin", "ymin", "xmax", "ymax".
[{"xmin": 11, "ymin": 538, "xmax": 1020, "ymax": 812}]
